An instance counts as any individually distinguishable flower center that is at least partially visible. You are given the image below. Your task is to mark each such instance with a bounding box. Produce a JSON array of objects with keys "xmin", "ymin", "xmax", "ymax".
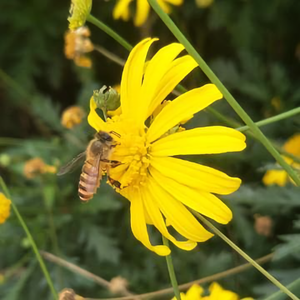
[{"xmin": 109, "ymin": 123, "xmax": 151, "ymax": 189}]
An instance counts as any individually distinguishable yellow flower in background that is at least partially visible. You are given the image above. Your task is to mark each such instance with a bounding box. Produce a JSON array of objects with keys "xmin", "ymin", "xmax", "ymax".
[
  {"xmin": 0, "ymin": 193, "xmax": 11, "ymax": 224},
  {"xmin": 68, "ymin": 0, "xmax": 92, "ymax": 30},
  {"xmin": 173, "ymin": 283, "xmax": 253, "ymax": 300},
  {"xmin": 61, "ymin": 105, "xmax": 86, "ymax": 129},
  {"xmin": 195, "ymin": 0, "xmax": 213, "ymax": 8},
  {"xmin": 88, "ymin": 38, "xmax": 246, "ymax": 255},
  {"xmin": 113, "ymin": 0, "xmax": 183, "ymax": 27},
  {"xmin": 64, "ymin": 27, "xmax": 94, "ymax": 68},
  {"xmin": 23, "ymin": 158, "xmax": 57, "ymax": 179},
  {"xmin": 263, "ymin": 134, "xmax": 300, "ymax": 186}
]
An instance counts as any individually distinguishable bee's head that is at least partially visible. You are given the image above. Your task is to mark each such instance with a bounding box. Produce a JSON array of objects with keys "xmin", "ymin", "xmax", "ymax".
[{"xmin": 96, "ymin": 131, "xmax": 113, "ymax": 142}]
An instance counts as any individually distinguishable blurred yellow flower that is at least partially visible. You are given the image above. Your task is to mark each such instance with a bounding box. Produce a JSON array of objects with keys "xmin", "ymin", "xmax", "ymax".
[
  {"xmin": 113, "ymin": 0, "xmax": 183, "ymax": 27},
  {"xmin": 88, "ymin": 38, "xmax": 246, "ymax": 255},
  {"xmin": 263, "ymin": 134, "xmax": 300, "ymax": 186},
  {"xmin": 0, "ymin": 193, "xmax": 11, "ymax": 224},
  {"xmin": 68, "ymin": 0, "xmax": 92, "ymax": 30},
  {"xmin": 61, "ymin": 105, "xmax": 86, "ymax": 129},
  {"xmin": 195, "ymin": 0, "xmax": 213, "ymax": 8},
  {"xmin": 64, "ymin": 27, "xmax": 94, "ymax": 68},
  {"xmin": 173, "ymin": 283, "xmax": 253, "ymax": 300},
  {"xmin": 23, "ymin": 158, "xmax": 57, "ymax": 179}
]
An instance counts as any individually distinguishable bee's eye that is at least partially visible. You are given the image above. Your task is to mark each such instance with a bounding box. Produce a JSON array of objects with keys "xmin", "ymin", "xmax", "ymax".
[{"xmin": 103, "ymin": 133, "xmax": 113, "ymax": 141}]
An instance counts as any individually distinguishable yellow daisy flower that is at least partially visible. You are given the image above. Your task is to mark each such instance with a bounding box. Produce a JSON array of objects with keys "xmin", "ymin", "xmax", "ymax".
[
  {"xmin": 113, "ymin": 0, "xmax": 183, "ymax": 27},
  {"xmin": 0, "ymin": 193, "xmax": 11, "ymax": 224},
  {"xmin": 173, "ymin": 282, "xmax": 254, "ymax": 300},
  {"xmin": 88, "ymin": 38, "xmax": 246, "ymax": 255},
  {"xmin": 68, "ymin": 0, "xmax": 92, "ymax": 30},
  {"xmin": 263, "ymin": 134, "xmax": 300, "ymax": 186}
]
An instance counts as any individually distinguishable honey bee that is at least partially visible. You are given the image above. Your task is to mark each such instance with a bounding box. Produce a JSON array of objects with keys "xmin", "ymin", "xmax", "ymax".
[{"xmin": 58, "ymin": 131, "xmax": 120, "ymax": 201}]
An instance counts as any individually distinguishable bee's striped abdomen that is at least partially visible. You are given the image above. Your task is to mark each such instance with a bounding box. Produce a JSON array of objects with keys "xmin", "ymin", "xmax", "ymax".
[{"xmin": 78, "ymin": 159, "xmax": 100, "ymax": 202}]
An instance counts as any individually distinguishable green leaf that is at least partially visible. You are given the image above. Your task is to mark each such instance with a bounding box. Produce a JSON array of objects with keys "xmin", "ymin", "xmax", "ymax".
[{"xmin": 80, "ymin": 225, "xmax": 121, "ymax": 264}]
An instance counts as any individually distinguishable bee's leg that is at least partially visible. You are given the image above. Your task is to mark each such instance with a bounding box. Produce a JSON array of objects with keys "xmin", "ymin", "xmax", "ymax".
[
  {"xmin": 108, "ymin": 176, "xmax": 121, "ymax": 189},
  {"xmin": 100, "ymin": 159, "xmax": 121, "ymax": 168},
  {"xmin": 110, "ymin": 160, "xmax": 121, "ymax": 168}
]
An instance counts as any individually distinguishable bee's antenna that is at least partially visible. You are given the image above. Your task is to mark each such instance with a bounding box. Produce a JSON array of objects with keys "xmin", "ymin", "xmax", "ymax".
[{"xmin": 110, "ymin": 131, "xmax": 121, "ymax": 138}]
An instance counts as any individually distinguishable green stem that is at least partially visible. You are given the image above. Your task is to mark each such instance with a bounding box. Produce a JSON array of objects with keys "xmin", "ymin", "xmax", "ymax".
[
  {"xmin": 162, "ymin": 236, "xmax": 181, "ymax": 300},
  {"xmin": 264, "ymin": 278, "xmax": 300, "ymax": 300},
  {"xmin": 0, "ymin": 177, "xmax": 58, "ymax": 300},
  {"xmin": 193, "ymin": 212, "xmax": 299, "ymax": 300},
  {"xmin": 147, "ymin": 0, "xmax": 300, "ymax": 186},
  {"xmin": 94, "ymin": 45, "xmax": 125, "ymax": 67},
  {"xmin": 87, "ymin": 14, "xmax": 133, "ymax": 51},
  {"xmin": 237, "ymin": 107, "xmax": 300, "ymax": 132}
]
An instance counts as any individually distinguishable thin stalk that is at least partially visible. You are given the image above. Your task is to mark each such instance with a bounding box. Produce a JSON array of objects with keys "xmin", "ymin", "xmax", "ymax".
[
  {"xmin": 264, "ymin": 278, "xmax": 300, "ymax": 300},
  {"xmin": 147, "ymin": 0, "xmax": 300, "ymax": 186},
  {"xmin": 83, "ymin": 253, "xmax": 273, "ymax": 300},
  {"xmin": 162, "ymin": 236, "xmax": 181, "ymax": 300},
  {"xmin": 193, "ymin": 211, "xmax": 299, "ymax": 300},
  {"xmin": 0, "ymin": 177, "xmax": 58, "ymax": 300},
  {"xmin": 87, "ymin": 14, "xmax": 133, "ymax": 51},
  {"xmin": 94, "ymin": 45, "xmax": 125, "ymax": 66},
  {"xmin": 237, "ymin": 107, "xmax": 300, "ymax": 132}
]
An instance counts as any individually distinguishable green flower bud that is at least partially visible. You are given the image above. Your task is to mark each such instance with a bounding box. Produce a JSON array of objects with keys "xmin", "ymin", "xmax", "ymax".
[
  {"xmin": 68, "ymin": 0, "xmax": 92, "ymax": 30},
  {"xmin": 93, "ymin": 85, "xmax": 121, "ymax": 113}
]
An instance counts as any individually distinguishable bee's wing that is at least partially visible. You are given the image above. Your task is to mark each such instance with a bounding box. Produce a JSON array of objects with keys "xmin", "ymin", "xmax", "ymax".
[{"xmin": 57, "ymin": 151, "xmax": 86, "ymax": 176}]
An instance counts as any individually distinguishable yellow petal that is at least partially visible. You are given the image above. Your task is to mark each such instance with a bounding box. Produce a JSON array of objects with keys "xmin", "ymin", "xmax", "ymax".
[
  {"xmin": 120, "ymin": 38, "xmax": 158, "ymax": 120},
  {"xmin": 209, "ymin": 282, "xmax": 239, "ymax": 300},
  {"xmin": 147, "ymin": 84, "xmax": 223, "ymax": 142},
  {"xmin": 148, "ymin": 177, "xmax": 214, "ymax": 242},
  {"xmin": 147, "ymin": 55, "xmax": 198, "ymax": 117},
  {"xmin": 151, "ymin": 126, "xmax": 246, "ymax": 157},
  {"xmin": 129, "ymin": 188, "xmax": 170, "ymax": 255},
  {"xmin": 150, "ymin": 156, "xmax": 241, "ymax": 195},
  {"xmin": 139, "ymin": 43, "xmax": 185, "ymax": 122},
  {"xmin": 150, "ymin": 167, "xmax": 232, "ymax": 224},
  {"xmin": 283, "ymin": 133, "xmax": 300, "ymax": 156},
  {"xmin": 157, "ymin": 0, "xmax": 171, "ymax": 13},
  {"xmin": 186, "ymin": 284, "xmax": 204, "ymax": 300},
  {"xmin": 113, "ymin": 0, "xmax": 133, "ymax": 21},
  {"xmin": 262, "ymin": 169, "xmax": 288, "ymax": 187},
  {"xmin": 142, "ymin": 186, "xmax": 197, "ymax": 250},
  {"xmin": 134, "ymin": 0, "xmax": 151, "ymax": 26},
  {"xmin": 87, "ymin": 97, "xmax": 107, "ymax": 132}
]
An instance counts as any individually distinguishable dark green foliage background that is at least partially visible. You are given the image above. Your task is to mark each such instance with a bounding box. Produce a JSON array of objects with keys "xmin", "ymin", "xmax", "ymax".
[{"xmin": 0, "ymin": 0, "xmax": 300, "ymax": 299}]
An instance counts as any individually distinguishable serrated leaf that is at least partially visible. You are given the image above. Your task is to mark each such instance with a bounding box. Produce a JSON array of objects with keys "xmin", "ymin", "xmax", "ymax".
[
  {"xmin": 274, "ymin": 234, "xmax": 300, "ymax": 260},
  {"xmin": 81, "ymin": 225, "xmax": 121, "ymax": 264}
]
